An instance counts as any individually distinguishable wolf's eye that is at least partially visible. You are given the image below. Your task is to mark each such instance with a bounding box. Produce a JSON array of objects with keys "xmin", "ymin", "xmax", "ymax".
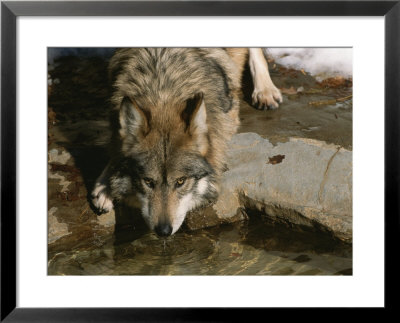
[
  {"xmin": 143, "ymin": 178, "xmax": 155, "ymax": 189},
  {"xmin": 175, "ymin": 177, "xmax": 186, "ymax": 188}
]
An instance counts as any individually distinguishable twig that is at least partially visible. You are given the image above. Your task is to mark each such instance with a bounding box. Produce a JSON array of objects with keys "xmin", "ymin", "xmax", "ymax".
[{"xmin": 308, "ymin": 95, "xmax": 352, "ymax": 107}]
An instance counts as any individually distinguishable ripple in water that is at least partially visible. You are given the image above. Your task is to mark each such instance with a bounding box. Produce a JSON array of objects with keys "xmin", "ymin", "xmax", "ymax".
[{"xmin": 48, "ymin": 217, "xmax": 352, "ymax": 276}]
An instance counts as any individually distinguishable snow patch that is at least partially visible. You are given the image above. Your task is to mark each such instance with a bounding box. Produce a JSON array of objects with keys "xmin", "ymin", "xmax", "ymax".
[{"xmin": 265, "ymin": 48, "xmax": 352, "ymax": 80}]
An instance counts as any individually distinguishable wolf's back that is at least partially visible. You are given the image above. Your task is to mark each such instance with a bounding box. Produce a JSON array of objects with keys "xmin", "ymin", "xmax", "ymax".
[{"xmin": 109, "ymin": 48, "xmax": 241, "ymax": 176}]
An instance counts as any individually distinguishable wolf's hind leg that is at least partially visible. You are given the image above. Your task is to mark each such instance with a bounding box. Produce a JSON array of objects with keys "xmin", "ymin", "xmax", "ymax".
[
  {"xmin": 249, "ymin": 48, "xmax": 282, "ymax": 110},
  {"xmin": 91, "ymin": 163, "xmax": 114, "ymax": 214}
]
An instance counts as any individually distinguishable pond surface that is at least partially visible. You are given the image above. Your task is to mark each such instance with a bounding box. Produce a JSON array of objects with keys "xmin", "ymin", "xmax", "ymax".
[{"xmin": 48, "ymin": 213, "xmax": 351, "ymax": 275}]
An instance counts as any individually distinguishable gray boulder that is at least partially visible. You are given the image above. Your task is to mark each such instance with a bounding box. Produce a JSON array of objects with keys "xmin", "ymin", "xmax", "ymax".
[{"xmin": 187, "ymin": 133, "xmax": 352, "ymax": 242}]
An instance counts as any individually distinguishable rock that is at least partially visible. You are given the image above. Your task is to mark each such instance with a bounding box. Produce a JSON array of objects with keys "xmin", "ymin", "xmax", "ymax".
[
  {"xmin": 97, "ymin": 210, "xmax": 116, "ymax": 228},
  {"xmin": 48, "ymin": 207, "xmax": 71, "ymax": 244},
  {"xmin": 48, "ymin": 148, "xmax": 72, "ymax": 164},
  {"xmin": 188, "ymin": 133, "xmax": 352, "ymax": 242},
  {"xmin": 185, "ymin": 205, "xmax": 247, "ymax": 231},
  {"xmin": 48, "ymin": 171, "xmax": 71, "ymax": 193}
]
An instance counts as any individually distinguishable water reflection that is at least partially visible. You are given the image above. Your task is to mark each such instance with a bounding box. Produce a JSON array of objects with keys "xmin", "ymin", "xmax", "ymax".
[{"xmin": 48, "ymin": 212, "xmax": 352, "ymax": 276}]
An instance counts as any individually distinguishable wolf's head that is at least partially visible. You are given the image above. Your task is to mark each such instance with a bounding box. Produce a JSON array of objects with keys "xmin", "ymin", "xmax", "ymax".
[{"xmin": 117, "ymin": 94, "xmax": 218, "ymax": 236}]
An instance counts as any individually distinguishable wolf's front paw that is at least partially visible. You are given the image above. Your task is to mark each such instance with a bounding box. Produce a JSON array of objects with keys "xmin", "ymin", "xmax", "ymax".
[
  {"xmin": 252, "ymin": 85, "xmax": 283, "ymax": 110},
  {"xmin": 91, "ymin": 184, "xmax": 113, "ymax": 214}
]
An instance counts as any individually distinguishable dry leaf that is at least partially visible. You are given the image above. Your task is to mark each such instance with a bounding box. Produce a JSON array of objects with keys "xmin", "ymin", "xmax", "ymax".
[
  {"xmin": 309, "ymin": 95, "xmax": 352, "ymax": 107},
  {"xmin": 267, "ymin": 155, "xmax": 285, "ymax": 165},
  {"xmin": 280, "ymin": 87, "xmax": 298, "ymax": 95},
  {"xmin": 319, "ymin": 76, "xmax": 352, "ymax": 88}
]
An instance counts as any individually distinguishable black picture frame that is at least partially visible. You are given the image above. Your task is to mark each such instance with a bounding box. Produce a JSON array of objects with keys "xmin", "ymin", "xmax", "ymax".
[{"xmin": 1, "ymin": 1, "xmax": 398, "ymax": 321}]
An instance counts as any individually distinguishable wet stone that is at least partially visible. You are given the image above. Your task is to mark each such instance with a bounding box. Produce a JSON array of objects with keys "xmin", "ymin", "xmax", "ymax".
[
  {"xmin": 213, "ymin": 133, "xmax": 352, "ymax": 242},
  {"xmin": 97, "ymin": 210, "xmax": 116, "ymax": 228},
  {"xmin": 48, "ymin": 207, "xmax": 71, "ymax": 244},
  {"xmin": 48, "ymin": 148, "xmax": 72, "ymax": 165}
]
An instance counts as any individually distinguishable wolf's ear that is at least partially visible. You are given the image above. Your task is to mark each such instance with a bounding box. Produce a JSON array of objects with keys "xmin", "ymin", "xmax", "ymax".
[
  {"xmin": 119, "ymin": 97, "xmax": 149, "ymax": 138},
  {"xmin": 182, "ymin": 93, "xmax": 208, "ymax": 155},
  {"xmin": 182, "ymin": 93, "xmax": 207, "ymax": 135}
]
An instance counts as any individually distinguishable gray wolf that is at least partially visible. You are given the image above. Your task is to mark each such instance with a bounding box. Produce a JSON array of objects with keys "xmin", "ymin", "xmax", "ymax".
[{"xmin": 91, "ymin": 48, "xmax": 282, "ymax": 237}]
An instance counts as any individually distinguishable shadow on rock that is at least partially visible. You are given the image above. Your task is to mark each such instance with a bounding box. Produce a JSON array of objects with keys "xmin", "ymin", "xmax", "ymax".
[
  {"xmin": 238, "ymin": 209, "xmax": 352, "ymax": 258},
  {"xmin": 48, "ymin": 54, "xmax": 115, "ymax": 193},
  {"xmin": 113, "ymin": 203, "xmax": 151, "ymax": 246}
]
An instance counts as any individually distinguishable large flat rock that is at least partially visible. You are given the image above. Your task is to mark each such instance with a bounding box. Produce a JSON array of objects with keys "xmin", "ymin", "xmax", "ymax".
[{"xmin": 187, "ymin": 133, "xmax": 352, "ymax": 242}]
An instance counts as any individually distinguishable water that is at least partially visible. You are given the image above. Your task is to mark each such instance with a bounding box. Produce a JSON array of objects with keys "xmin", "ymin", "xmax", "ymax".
[{"xmin": 48, "ymin": 215, "xmax": 352, "ymax": 275}]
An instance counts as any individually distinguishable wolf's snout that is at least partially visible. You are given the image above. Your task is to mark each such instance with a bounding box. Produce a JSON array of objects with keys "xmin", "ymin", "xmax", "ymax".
[{"xmin": 154, "ymin": 223, "xmax": 173, "ymax": 237}]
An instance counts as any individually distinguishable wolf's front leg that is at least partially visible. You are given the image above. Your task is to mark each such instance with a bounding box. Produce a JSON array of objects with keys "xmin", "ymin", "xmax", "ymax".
[
  {"xmin": 91, "ymin": 163, "xmax": 114, "ymax": 214},
  {"xmin": 249, "ymin": 48, "xmax": 283, "ymax": 110}
]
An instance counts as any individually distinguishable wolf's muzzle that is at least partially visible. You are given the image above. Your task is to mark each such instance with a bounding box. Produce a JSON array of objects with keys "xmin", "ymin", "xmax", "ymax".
[{"xmin": 154, "ymin": 222, "xmax": 173, "ymax": 237}]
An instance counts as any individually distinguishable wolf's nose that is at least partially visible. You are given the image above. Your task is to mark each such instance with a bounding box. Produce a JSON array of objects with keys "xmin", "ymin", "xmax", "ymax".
[{"xmin": 154, "ymin": 223, "xmax": 172, "ymax": 237}]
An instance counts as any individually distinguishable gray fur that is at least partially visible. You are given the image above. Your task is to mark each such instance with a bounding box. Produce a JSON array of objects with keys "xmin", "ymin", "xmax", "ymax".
[{"xmin": 92, "ymin": 48, "xmax": 243, "ymax": 235}]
